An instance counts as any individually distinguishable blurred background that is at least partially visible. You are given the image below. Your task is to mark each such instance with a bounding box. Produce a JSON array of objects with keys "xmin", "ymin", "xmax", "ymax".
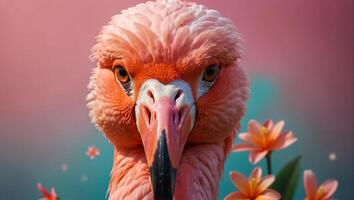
[{"xmin": 0, "ymin": 0, "xmax": 353, "ymax": 199}]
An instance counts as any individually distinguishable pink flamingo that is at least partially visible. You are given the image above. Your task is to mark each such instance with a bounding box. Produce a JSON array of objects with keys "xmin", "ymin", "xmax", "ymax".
[{"xmin": 87, "ymin": 0, "xmax": 248, "ymax": 199}]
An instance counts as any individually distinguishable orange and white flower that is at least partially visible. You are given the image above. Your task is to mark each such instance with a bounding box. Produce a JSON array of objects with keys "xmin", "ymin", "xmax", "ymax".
[
  {"xmin": 233, "ymin": 119, "xmax": 297, "ymax": 164},
  {"xmin": 225, "ymin": 167, "xmax": 281, "ymax": 200},
  {"xmin": 304, "ymin": 170, "xmax": 338, "ymax": 200},
  {"xmin": 86, "ymin": 146, "xmax": 100, "ymax": 159},
  {"xmin": 37, "ymin": 183, "xmax": 58, "ymax": 200}
]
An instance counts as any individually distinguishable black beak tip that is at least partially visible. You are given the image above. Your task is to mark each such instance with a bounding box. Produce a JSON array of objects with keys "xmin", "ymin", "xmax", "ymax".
[{"xmin": 150, "ymin": 130, "xmax": 177, "ymax": 200}]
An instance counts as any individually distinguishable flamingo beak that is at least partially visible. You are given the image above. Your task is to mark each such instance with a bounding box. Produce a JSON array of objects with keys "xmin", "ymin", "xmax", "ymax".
[{"xmin": 135, "ymin": 79, "xmax": 196, "ymax": 200}]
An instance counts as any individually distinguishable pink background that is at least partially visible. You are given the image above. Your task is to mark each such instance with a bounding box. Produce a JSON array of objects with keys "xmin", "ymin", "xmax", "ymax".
[{"xmin": 0, "ymin": 0, "xmax": 353, "ymax": 199}]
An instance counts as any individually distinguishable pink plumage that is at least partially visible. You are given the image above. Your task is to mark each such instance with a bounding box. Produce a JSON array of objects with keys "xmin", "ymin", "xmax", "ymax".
[{"xmin": 87, "ymin": 0, "xmax": 248, "ymax": 199}]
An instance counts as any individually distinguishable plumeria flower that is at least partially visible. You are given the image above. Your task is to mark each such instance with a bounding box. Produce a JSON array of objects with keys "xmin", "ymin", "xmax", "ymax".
[
  {"xmin": 233, "ymin": 119, "xmax": 297, "ymax": 164},
  {"xmin": 225, "ymin": 167, "xmax": 281, "ymax": 200},
  {"xmin": 37, "ymin": 183, "xmax": 58, "ymax": 200},
  {"xmin": 304, "ymin": 170, "xmax": 338, "ymax": 200},
  {"xmin": 86, "ymin": 146, "xmax": 100, "ymax": 159}
]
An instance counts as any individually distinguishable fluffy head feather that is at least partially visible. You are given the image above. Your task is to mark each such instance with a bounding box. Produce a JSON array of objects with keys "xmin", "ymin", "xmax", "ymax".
[
  {"xmin": 87, "ymin": 0, "xmax": 248, "ymax": 150},
  {"xmin": 91, "ymin": 0, "xmax": 243, "ymax": 68}
]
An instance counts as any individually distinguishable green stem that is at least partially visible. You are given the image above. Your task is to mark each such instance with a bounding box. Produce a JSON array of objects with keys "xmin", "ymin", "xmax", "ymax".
[{"xmin": 266, "ymin": 152, "xmax": 272, "ymax": 175}]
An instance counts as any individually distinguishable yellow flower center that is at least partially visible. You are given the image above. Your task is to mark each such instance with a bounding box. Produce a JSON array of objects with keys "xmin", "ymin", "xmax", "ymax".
[
  {"xmin": 315, "ymin": 186, "xmax": 327, "ymax": 199},
  {"xmin": 249, "ymin": 177, "xmax": 259, "ymax": 197},
  {"xmin": 259, "ymin": 127, "xmax": 271, "ymax": 148}
]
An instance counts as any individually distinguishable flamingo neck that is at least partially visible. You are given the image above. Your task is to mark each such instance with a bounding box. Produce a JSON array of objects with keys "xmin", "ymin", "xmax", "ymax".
[{"xmin": 108, "ymin": 137, "xmax": 233, "ymax": 200}]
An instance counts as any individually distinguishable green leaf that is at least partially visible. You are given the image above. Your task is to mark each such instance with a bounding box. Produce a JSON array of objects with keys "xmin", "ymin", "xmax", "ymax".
[{"xmin": 271, "ymin": 155, "xmax": 301, "ymax": 200}]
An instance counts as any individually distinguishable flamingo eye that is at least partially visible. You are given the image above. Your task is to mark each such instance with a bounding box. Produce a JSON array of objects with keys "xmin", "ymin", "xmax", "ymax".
[
  {"xmin": 202, "ymin": 64, "xmax": 219, "ymax": 82},
  {"xmin": 114, "ymin": 65, "xmax": 130, "ymax": 84},
  {"xmin": 198, "ymin": 64, "xmax": 220, "ymax": 97},
  {"xmin": 113, "ymin": 64, "xmax": 133, "ymax": 97}
]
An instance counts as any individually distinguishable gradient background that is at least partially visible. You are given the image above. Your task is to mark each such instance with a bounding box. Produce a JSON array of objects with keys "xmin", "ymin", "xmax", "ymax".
[{"xmin": 0, "ymin": 0, "xmax": 353, "ymax": 199}]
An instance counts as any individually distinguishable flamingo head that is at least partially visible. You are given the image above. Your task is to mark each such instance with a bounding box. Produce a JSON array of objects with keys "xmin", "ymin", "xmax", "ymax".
[{"xmin": 87, "ymin": 0, "xmax": 248, "ymax": 199}]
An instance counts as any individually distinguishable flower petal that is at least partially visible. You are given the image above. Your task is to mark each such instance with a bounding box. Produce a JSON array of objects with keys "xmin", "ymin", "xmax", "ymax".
[
  {"xmin": 239, "ymin": 133, "xmax": 264, "ymax": 147},
  {"xmin": 230, "ymin": 171, "xmax": 250, "ymax": 195},
  {"xmin": 254, "ymin": 197, "xmax": 269, "ymax": 200},
  {"xmin": 263, "ymin": 119, "xmax": 273, "ymax": 130},
  {"xmin": 304, "ymin": 170, "xmax": 318, "ymax": 199},
  {"xmin": 257, "ymin": 175, "xmax": 275, "ymax": 193},
  {"xmin": 51, "ymin": 188, "xmax": 57, "ymax": 197},
  {"xmin": 269, "ymin": 120, "xmax": 284, "ymax": 141},
  {"xmin": 239, "ymin": 133, "xmax": 257, "ymax": 142},
  {"xmin": 256, "ymin": 189, "xmax": 281, "ymax": 200},
  {"xmin": 37, "ymin": 183, "xmax": 51, "ymax": 197},
  {"xmin": 271, "ymin": 131, "xmax": 297, "ymax": 150},
  {"xmin": 248, "ymin": 119, "xmax": 262, "ymax": 134},
  {"xmin": 224, "ymin": 192, "xmax": 249, "ymax": 200},
  {"xmin": 319, "ymin": 180, "xmax": 338, "ymax": 199},
  {"xmin": 249, "ymin": 167, "xmax": 262, "ymax": 181},
  {"xmin": 249, "ymin": 150, "xmax": 268, "ymax": 164},
  {"xmin": 232, "ymin": 143, "xmax": 257, "ymax": 152}
]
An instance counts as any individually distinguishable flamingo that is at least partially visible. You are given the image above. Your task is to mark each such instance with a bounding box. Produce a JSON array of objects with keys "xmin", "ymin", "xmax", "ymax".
[{"xmin": 87, "ymin": 0, "xmax": 249, "ymax": 199}]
